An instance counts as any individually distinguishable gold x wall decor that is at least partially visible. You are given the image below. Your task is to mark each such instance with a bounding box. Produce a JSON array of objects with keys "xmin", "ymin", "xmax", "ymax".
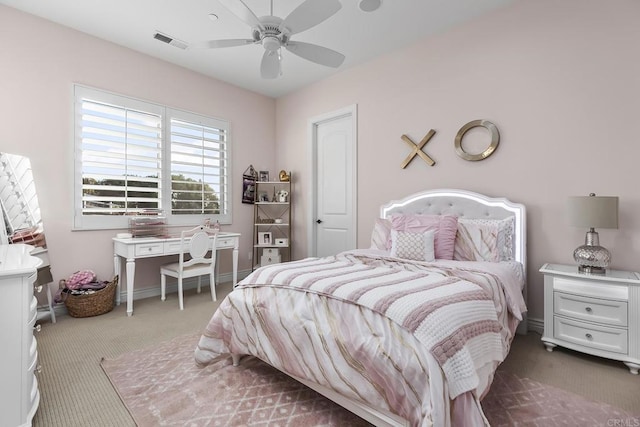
[{"xmin": 400, "ymin": 130, "xmax": 436, "ymax": 168}]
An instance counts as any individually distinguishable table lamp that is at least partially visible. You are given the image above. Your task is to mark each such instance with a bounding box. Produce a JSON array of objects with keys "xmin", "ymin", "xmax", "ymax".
[{"xmin": 567, "ymin": 193, "xmax": 618, "ymax": 274}]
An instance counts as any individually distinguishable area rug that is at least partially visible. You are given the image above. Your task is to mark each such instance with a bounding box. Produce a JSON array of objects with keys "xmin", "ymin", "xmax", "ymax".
[
  {"xmin": 481, "ymin": 371, "xmax": 639, "ymax": 427},
  {"xmin": 101, "ymin": 333, "xmax": 639, "ymax": 427}
]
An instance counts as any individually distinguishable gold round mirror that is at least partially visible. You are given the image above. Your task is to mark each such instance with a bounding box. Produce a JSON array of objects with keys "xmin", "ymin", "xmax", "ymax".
[{"xmin": 454, "ymin": 120, "xmax": 500, "ymax": 161}]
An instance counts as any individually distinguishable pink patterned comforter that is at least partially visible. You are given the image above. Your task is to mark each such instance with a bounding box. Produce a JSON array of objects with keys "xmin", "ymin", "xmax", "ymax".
[{"xmin": 195, "ymin": 249, "xmax": 526, "ymax": 426}]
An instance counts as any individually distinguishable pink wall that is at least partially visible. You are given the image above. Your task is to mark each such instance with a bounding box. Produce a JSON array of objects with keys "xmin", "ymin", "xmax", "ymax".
[
  {"xmin": 2, "ymin": 0, "xmax": 639, "ymax": 324},
  {"xmin": 0, "ymin": 6, "xmax": 276, "ymax": 292},
  {"xmin": 276, "ymin": 0, "xmax": 640, "ymax": 323}
]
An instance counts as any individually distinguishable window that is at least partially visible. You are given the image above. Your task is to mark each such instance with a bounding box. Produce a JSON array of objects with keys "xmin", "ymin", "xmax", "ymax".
[{"xmin": 73, "ymin": 85, "xmax": 231, "ymax": 230}]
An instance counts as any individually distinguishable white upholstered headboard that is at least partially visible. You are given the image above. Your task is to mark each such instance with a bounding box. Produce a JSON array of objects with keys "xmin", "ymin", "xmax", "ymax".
[
  {"xmin": 380, "ymin": 188, "xmax": 526, "ymax": 268},
  {"xmin": 380, "ymin": 188, "xmax": 528, "ymax": 333}
]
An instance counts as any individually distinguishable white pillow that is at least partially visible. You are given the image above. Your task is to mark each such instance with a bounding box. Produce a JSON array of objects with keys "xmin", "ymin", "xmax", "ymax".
[{"xmin": 390, "ymin": 229, "xmax": 435, "ymax": 262}]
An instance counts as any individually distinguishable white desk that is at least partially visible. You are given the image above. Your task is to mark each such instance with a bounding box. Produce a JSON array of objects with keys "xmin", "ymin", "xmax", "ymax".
[{"xmin": 113, "ymin": 232, "xmax": 240, "ymax": 316}]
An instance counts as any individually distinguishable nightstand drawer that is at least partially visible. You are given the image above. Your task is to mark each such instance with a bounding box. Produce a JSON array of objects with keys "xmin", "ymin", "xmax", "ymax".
[
  {"xmin": 554, "ymin": 291, "xmax": 627, "ymax": 327},
  {"xmin": 554, "ymin": 316, "xmax": 627, "ymax": 354}
]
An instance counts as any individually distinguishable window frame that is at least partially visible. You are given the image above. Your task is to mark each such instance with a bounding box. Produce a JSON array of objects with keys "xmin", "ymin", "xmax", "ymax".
[{"xmin": 73, "ymin": 85, "xmax": 232, "ymax": 231}]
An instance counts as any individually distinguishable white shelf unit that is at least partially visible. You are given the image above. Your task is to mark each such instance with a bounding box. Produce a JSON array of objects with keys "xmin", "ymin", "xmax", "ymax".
[{"xmin": 252, "ymin": 178, "xmax": 291, "ymax": 270}]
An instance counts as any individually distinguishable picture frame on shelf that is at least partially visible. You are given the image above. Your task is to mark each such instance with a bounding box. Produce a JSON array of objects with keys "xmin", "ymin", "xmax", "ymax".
[
  {"xmin": 242, "ymin": 176, "xmax": 256, "ymax": 204},
  {"xmin": 258, "ymin": 192, "xmax": 269, "ymax": 202},
  {"xmin": 274, "ymin": 238, "xmax": 288, "ymax": 246},
  {"xmin": 259, "ymin": 170, "xmax": 270, "ymax": 182},
  {"xmin": 242, "ymin": 164, "xmax": 258, "ymax": 204},
  {"xmin": 258, "ymin": 232, "xmax": 272, "ymax": 246}
]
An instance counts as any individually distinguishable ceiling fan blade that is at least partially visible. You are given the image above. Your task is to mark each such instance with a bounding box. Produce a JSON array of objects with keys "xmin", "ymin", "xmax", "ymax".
[
  {"xmin": 280, "ymin": 0, "xmax": 342, "ymax": 35},
  {"xmin": 285, "ymin": 41, "xmax": 345, "ymax": 68},
  {"xmin": 190, "ymin": 39, "xmax": 254, "ymax": 49},
  {"xmin": 218, "ymin": 0, "xmax": 264, "ymax": 30},
  {"xmin": 260, "ymin": 50, "xmax": 281, "ymax": 79}
]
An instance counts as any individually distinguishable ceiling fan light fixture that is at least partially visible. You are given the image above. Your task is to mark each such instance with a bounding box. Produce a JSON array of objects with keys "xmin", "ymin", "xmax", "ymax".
[
  {"xmin": 201, "ymin": 0, "xmax": 345, "ymax": 77},
  {"xmin": 358, "ymin": 0, "xmax": 382, "ymax": 12},
  {"xmin": 262, "ymin": 36, "xmax": 281, "ymax": 52}
]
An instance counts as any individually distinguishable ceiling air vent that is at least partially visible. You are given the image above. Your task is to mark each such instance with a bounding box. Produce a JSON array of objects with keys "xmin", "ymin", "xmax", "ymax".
[{"xmin": 153, "ymin": 32, "xmax": 188, "ymax": 50}]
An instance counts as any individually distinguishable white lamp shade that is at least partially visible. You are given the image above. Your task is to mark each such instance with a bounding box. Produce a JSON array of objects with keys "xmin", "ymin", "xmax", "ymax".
[{"xmin": 567, "ymin": 195, "xmax": 618, "ymax": 229}]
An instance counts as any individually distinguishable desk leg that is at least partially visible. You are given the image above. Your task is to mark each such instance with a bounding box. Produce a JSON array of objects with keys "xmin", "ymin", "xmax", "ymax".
[
  {"xmin": 126, "ymin": 257, "xmax": 135, "ymax": 316},
  {"xmin": 232, "ymin": 245, "xmax": 238, "ymax": 287},
  {"xmin": 113, "ymin": 253, "xmax": 122, "ymax": 306}
]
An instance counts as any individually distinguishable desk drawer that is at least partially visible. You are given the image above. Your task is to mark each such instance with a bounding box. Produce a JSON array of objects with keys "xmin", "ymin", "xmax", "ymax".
[
  {"xmin": 554, "ymin": 291, "xmax": 627, "ymax": 327},
  {"xmin": 554, "ymin": 316, "xmax": 627, "ymax": 354},
  {"xmin": 217, "ymin": 237, "xmax": 235, "ymax": 248},
  {"xmin": 164, "ymin": 241, "xmax": 183, "ymax": 253},
  {"xmin": 135, "ymin": 243, "xmax": 164, "ymax": 257}
]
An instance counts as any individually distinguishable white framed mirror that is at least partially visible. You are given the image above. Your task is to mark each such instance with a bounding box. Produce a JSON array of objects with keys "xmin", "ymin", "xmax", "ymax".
[{"xmin": 0, "ymin": 152, "xmax": 46, "ymax": 248}]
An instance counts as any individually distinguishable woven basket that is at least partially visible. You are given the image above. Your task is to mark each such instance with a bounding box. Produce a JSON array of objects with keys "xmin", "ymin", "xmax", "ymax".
[{"xmin": 63, "ymin": 276, "xmax": 118, "ymax": 318}]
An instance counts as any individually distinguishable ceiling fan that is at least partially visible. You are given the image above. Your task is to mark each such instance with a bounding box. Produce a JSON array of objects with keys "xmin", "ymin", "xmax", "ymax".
[{"xmin": 192, "ymin": 0, "xmax": 346, "ymax": 79}]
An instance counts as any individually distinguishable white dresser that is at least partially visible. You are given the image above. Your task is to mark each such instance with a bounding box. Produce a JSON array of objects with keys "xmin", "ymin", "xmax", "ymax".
[
  {"xmin": 540, "ymin": 263, "xmax": 640, "ymax": 374},
  {"xmin": 0, "ymin": 244, "xmax": 42, "ymax": 426}
]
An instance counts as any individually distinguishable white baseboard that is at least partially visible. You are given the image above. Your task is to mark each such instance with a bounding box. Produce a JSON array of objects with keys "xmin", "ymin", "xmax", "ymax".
[
  {"xmin": 117, "ymin": 268, "xmax": 252, "ymax": 303},
  {"xmin": 43, "ymin": 271, "xmax": 546, "ymax": 337},
  {"xmin": 527, "ymin": 317, "xmax": 544, "ymax": 335},
  {"xmin": 42, "ymin": 269, "xmax": 252, "ymax": 320}
]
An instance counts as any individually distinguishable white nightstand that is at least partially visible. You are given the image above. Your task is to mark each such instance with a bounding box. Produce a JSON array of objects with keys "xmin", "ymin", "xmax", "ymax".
[{"xmin": 540, "ymin": 263, "xmax": 640, "ymax": 374}]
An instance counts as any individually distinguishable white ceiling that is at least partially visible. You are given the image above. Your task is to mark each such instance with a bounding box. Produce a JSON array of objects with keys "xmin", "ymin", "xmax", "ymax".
[{"xmin": 1, "ymin": 0, "xmax": 517, "ymax": 98}]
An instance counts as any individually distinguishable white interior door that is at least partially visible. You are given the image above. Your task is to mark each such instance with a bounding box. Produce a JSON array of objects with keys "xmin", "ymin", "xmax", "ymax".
[{"xmin": 308, "ymin": 106, "xmax": 357, "ymax": 257}]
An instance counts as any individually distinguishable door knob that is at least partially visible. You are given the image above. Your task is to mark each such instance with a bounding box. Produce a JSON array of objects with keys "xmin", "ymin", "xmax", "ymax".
[{"xmin": 316, "ymin": 219, "xmax": 323, "ymax": 224}]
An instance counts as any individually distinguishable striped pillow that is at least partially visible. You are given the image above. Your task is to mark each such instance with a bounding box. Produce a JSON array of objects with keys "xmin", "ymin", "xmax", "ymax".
[
  {"xmin": 370, "ymin": 218, "xmax": 392, "ymax": 251},
  {"xmin": 453, "ymin": 217, "xmax": 514, "ymax": 262}
]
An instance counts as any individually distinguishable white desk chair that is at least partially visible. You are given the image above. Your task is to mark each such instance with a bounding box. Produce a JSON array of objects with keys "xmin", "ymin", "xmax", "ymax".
[{"xmin": 160, "ymin": 225, "xmax": 218, "ymax": 310}]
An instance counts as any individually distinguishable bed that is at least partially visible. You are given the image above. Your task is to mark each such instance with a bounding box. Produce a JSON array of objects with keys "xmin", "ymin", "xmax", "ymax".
[{"xmin": 195, "ymin": 189, "xmax": 527, "ymax": 426}]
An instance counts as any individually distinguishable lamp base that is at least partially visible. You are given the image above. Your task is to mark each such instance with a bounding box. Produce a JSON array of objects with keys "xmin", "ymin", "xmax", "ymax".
[
  {"xmin": 573, "ymin": 236, "xmax": 610, "ymax": 275},
  {"xmin": 577, "ymin": 264, "xmax": 607, "ymax": 275},
  {"xmin": 573, "ymin": 229, "xmax": 611, "ymax": 275}
]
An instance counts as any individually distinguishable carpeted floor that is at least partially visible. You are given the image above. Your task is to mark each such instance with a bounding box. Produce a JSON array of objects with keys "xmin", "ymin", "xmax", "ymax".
[{"xmin": 100, "ymin": 333, "xmax": 640, "ymax": 427}]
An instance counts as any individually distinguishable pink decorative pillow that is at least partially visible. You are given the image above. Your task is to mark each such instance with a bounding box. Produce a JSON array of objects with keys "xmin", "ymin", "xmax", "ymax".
[
  {"xmin": 370, "ymin": 218, "xmax": 392, "ymax": 251},
  {"xmin": 389, "ymin": 214, "xmax": 458, "ymax": 260}
]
